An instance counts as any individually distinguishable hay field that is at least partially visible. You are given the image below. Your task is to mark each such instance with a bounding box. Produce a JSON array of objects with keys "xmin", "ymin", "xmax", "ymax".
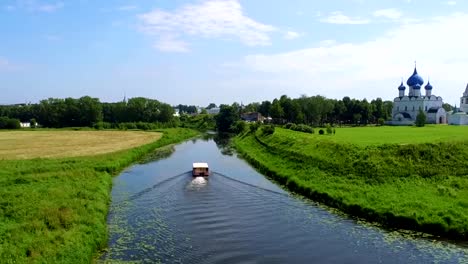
[{"xmin": 0, "ymin": 130, "xmax": 162, "ymax": 159}]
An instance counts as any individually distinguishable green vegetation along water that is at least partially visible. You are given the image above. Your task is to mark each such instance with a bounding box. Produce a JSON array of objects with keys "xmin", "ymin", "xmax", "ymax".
[
  {"xmin": 0, "ymin": 128, "xmax": 198, "ymax": 263},
  {"xmin": 234, "ymin": 126, "xmax": 468, "ymax": 240}
]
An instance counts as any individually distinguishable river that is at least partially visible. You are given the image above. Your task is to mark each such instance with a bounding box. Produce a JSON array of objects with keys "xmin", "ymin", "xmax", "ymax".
[{"xmin": 101, "ymin": 135, "xmax": 468, "ymax": 263}]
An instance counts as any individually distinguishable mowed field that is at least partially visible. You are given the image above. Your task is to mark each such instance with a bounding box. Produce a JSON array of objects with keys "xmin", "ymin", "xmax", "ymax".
[
  {"xmin": 0, "ymin": 131, "xmax": 162, "ymax": 159},
  {"xmin": 278, "ymin": 125, "xmax": 468, "ymax": 146}
]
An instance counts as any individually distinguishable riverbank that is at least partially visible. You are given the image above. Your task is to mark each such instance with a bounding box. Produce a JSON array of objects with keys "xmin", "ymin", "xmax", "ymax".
[
  {"xmin": 0, "ymin": 128, "xmax": 198, "ymax": 263},
  {"xmin": 233, "ymin": 127, "xmax": 468, "ymax": 240}
]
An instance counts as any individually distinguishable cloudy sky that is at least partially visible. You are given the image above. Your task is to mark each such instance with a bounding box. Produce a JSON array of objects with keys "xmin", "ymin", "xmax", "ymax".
[{"xmin": 1, "ymin": 0, "xmax": 467, "ymax": 105}]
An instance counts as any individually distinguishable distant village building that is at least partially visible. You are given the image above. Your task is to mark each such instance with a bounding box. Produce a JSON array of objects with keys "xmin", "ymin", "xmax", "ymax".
[
  {"xmin": 448, "ymin": 84, "xmax": 468, "ymax": 125},
  {"xmin": 389, "ymin": 66, "xmax": 446, "ymax": 125},
  {"xmin": 207, "ymin": 107, "xmax": 220, "ymax": 115},
  {"xmin": 241, "ymin": 112, "xmax": 264, "ymax": 122}
]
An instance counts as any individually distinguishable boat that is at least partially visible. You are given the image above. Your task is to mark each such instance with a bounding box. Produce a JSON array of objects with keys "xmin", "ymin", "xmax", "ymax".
[{"xmin": 192, "ymin": 162, "xmax": 209, "ymax": 177}]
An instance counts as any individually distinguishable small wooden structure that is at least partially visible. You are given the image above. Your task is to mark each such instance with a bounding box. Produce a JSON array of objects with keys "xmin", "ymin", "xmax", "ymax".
[{"xmin": 192, "ymin": 162, "xmax": 209, "ymax": 177}]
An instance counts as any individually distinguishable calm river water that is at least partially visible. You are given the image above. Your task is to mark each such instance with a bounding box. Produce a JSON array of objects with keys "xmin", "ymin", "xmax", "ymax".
[{"xmin": 101, "ymin": 135, "xmax": 468, "ymax": 263}]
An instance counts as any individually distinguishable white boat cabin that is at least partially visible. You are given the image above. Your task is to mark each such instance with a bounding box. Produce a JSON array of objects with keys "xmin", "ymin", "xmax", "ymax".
[{"xmin": 192, "ymin": 162, "xmax": 209, "ymax": 177}]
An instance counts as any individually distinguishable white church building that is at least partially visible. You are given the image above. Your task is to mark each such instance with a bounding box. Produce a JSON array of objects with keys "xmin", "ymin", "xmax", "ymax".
[
  {"xmin": 389, "ymin": 66, "xmax": 446, "ymax": 125},
  {"xmin": 448, "ymin": 84, "xmax": 468, "ymax": 125}
]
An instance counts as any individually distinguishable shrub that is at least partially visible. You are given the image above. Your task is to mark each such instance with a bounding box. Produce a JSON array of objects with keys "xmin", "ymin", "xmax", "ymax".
[
  {"xmin": 249, "ymin": 122, "xmax": 261, "ymax": 133},
  {"xmin": 93, "ymin": 121, "xmax": 112, "ymax": 130},
  {"xmin": 326, "ymin": 125, "xmax": 333, "ymax": 135},
  {"xmin": 232, "ymin": 120, "xmax": 247, "ymax": 134},
  {"xmin": 0, "ymin": 117, "xmax": 20, "ymax": 129},
  {"xmin": 377, "ymin": 118, "xmax": 385, "ymax": 126},
  {"xmin": 296, "ymin": 124, "xmax": 314, "ymax": 134},
  {"xmin": 284, "ymin": 123, "xmax": 314, "ymax": 134},
  {"xmin": 284, "ymin": 123, "xmax": 294, "ymax": 129},
  {"xmin": 261, "ymin": 125, "xmax": 275, "ymax": 135},
  {"xmin": 416, "ymin": 110, "xmax": 426, "ymax": 127},
  {"xmin": 30, "ymin": 118, "xmax": 37, "ymax": 128},
  {"xmin": 318, "ymin": 129, "xmax": 325, "ymax": 135}
]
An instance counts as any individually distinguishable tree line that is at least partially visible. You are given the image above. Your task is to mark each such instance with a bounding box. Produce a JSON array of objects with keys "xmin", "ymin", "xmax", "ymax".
[
  {"xmin": 0, "ymin": 96, "xmax": 175, "ymax": 128},
  {"xmin": 220, "ymin": 95, "xmax": 394, "ymax": 129}
]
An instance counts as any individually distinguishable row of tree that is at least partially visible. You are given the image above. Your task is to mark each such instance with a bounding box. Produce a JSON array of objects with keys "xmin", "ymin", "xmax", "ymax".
[
  {"xmin": 235, "ymin": 95, "xmax": 394, "ymax": 126},
  {"xmin": 0, "ymin": 96, "xmax": 175, "ymax": 128}
]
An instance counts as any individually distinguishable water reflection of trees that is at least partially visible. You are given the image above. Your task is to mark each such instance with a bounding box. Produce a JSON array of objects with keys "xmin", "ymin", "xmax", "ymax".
[
  {"xmin": 139, "ymin": 145, "xmax": 175, "ymax": 164},
  {"xmin": 196, "ymin": 132, "xmax": 235, "ymax": 156},
  {"xmin": 214, "ymin": 133, "xmax": 235, "ymax": 156}
]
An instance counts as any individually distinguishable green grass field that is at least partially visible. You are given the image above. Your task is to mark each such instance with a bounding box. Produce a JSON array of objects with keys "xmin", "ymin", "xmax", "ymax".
[
  {"xmin": 234, "ymin": 126, "xmax": 468, "ymax": 239},
  {"xmin": 279, "ymin": 125, "xmax": 468, "ymax": 146},
  {"xmin": 0, "ymin": 128, "xmax": 198, "ymax": 263}
]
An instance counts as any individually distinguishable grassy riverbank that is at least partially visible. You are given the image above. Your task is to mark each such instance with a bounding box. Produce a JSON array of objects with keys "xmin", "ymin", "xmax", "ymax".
[
  {"xmin": 234, "ymin": 127, "xmax": 468, "ymax": 239},
  {"xmin": 0, "ymin": 128, "xmax": 198, "ymax": 263}
]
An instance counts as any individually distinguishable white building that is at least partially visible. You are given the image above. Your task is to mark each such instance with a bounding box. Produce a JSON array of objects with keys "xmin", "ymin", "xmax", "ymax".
[
  {"xmin": 389, "ymin": 66, "xmax": 446, "ymax": 125},
  {"xmin": 207, "ymin": 107, "xmax": 220, "ymax": 115},
  {"xmin": 448, "ymin": 84, "xmax": 468, "ymax": 125}
]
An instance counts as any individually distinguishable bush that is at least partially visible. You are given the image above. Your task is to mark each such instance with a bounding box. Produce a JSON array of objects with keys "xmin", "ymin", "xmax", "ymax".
[
  {"xmin": 0, "ymin": 117, "xmax": 20, "ymax": 129},
  {"xmin": 283, "ymin": 123, "xmax": 314, "ymax": 134},
  {"xmin": 93, "ymin": 121, "xmax": 112, "ymax": 130},
  {"xmin": 232, "ymin": 120, "xmax": 247, "ymax": 134},
  {"xmin": 261, "ymin": 125, "xmax": 275, "ymax": 135},
  {"xmin": 284, "ymin": 123, "xmax": 294, "ymax": 129},
  {"xmin": 416, "ymin": 110, "xmax": 426, "ymax": 127},
  {"xmin": 30, "ymin": 118, "xmax": 37, "ymax": 128},
  {"xmin": 318, "ymin": 129, "xmax": 324, "ymax": 135},
  {"xmin": 377, "ymin": 118, "xmax": 385, "ymax": 126},
  {"xmin": 297, "ymin": 124, "xmax": 314, "ymax": 134},
  {"xmin": 326, "ymin": 125, "xmax": 333, "ymax": 135},
  {"xmin": 249, "ymin": 122, "xmax": 261, "ymax": 133}
]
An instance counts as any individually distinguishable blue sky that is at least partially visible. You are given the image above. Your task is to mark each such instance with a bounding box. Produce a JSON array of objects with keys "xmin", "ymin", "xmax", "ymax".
[{"xmin": 1, "ymin": 0, "xmax": 467, "ymax": 106}]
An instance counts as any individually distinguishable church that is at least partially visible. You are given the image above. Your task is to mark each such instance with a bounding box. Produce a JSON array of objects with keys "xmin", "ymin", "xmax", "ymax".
[
  {"xmin": 448, "ymin": 84, "xmax": 468, "ymax": 125},
  {"xmin": 389, "ymin": 66, "xmax": 446, "ymax": 125}
]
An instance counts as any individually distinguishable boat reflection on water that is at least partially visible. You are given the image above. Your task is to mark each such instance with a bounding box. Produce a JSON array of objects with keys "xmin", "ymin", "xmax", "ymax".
[{"xmin": 187, "ymin": 176, "xmax": 208, "ymax": 190}]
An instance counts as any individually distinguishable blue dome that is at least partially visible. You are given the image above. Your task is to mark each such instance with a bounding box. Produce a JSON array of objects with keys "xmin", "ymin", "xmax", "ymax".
[
  {"xmin": 425, "ymin": 81, "xmax": 433, "ymax": 90},
  {"xmin": 398, "ymin": 81, "xmax": 406, "ymax": 90},
  {"xmin": 413, "ymin": 83, "xmax": 421, "ymax": 89},
  {"xmin": 406, "ymin": 67, "xmax": 424, "ymax": 86}
]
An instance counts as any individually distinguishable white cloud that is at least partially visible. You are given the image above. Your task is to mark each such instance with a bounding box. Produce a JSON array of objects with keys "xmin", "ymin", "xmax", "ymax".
[
  {"xmin": 154, "ymin": 36, "xmax": 190, "ymax": 53},
  {"xmin": 373, "ymin": 8, "xmax": 403, "ymax": 20},
  {"xmin": 138, "ymin": 0, "xmax": 276, "ymax": 52},
  {"xmin": 118, "ymin": 5, "xmax": 138, "ymax": 11},
  {"xmin": 36, "ymin": 2, "xmax": 63, "ymax": 12},
  {"xmin": 233, "ymin": 13, "xmax": 468, "ymax": 103},
  {"xmin": 319, "ymin": 11, "xmax": 369, "ymax": 24},
  {"xmin": 8, "ymin": 0, "xmax": 64, "ymax": 12},
  {"xmin": 446, "ymin": 1, "xmax": 457, "ymax": 5},
  {"xmin": 284, "ymin": 31, "xmax": 302, "ymax": 40}
]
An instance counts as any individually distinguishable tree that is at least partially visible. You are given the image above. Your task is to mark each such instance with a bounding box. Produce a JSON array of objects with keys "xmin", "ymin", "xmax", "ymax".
[
  {"xmin": 216, "ymin": 105, "xmax": 239, "ymax": 132},
  {"xmin": 270, "ymin": 99, "xmax": 284, "ymax": 121},
  {"xmin": 258, "ymin": 100, "xmax": 271, "ymax": 117},
  {"xmin": 415, "ymin": 109, "xmax": 426, "ymax": 127},
  {"xmin": 206, "ymin": 103, "xmax": 217, "ymax": 109},
  {"xmin": 442, "ymin": 103, "xmax": 453, "ymax": 112},
  {"xmin": 30, "ymin": 118, "xmax": 37, "ymax": 128}
]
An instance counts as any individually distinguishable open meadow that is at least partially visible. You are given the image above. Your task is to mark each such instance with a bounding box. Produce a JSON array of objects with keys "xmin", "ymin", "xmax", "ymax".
[
  {"xmin": 282, "ymin": 125, "xmax": 468, "ymax": 146},
  {"xmin": 0, "ymin": 128, "xmax": 198, "ymax": 263},
  {"xmin": 0, "ymin": 131, "xmax": 162, "ymax": 160},
  {"xmin": 235, "ymin": 126, "xmax": 468, "ymax": 240}
]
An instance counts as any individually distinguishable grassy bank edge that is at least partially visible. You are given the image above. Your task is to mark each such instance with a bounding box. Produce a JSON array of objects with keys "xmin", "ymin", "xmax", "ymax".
[{"xmin": 233, "ymin": 132, "xmax": 468, "ymax": 241}]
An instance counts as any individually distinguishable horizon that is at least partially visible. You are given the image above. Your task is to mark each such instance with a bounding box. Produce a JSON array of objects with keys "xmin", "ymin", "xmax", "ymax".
[{"xmin": 1, "ymin": 0, "xmax": 468, "ymax": 106}]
